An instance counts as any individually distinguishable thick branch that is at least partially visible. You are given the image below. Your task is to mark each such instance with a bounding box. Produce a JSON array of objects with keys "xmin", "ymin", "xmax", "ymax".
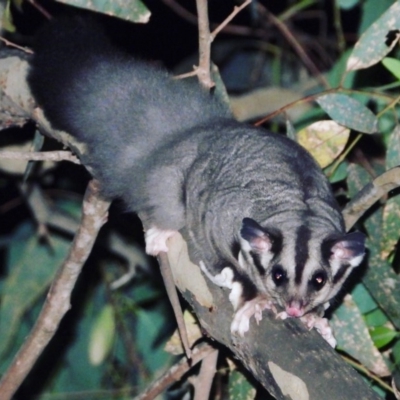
[
  {"xmin": 343, "ymin": 166, "xmax": 400, "ymax": 231},
  {"xmin": 133, "ymin": 342, "xmax": 217, "ymax": 400},
  {"xmin": 0, "ymin": 150, "xmax": 80, "ymax": 164},
  {"xmin": 0, "ymin": 180, "xmax": 110, "ymax": 400}
]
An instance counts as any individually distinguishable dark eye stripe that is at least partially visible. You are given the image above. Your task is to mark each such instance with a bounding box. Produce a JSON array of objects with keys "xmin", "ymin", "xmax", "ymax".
[
  {"xmin": 333, "ymin": 263, "xmax": 350, "ymax": 284},
  {"xmin": 295, "ymin": 225, "xmax": 311, "ymax": 284},
  {"xmin": 250, "ymin": 251, "xmax": 266, "ymax": 275}
]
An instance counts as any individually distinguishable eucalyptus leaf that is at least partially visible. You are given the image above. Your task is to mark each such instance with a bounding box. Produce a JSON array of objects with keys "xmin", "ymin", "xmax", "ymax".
[
  {"xmin": 351, "ymin": 283, "xmax": 378, "ymax": 314},
  {"xmin": 331, "ymin": 295, "xmax": 389, "ymax": 377},
  {"xmin": 0, "ymin": 228, "xmax": 70, "ymax": 358},
  {"xmin": 358, "ymin": 0, "xmax": 394, "ymax": 35},
  {"xmin": 298, "ymin": 120, "xmax": 350, "ymax": 167},
  {"xmin": 392, "ymin": 340, "xmax": 400, "ymax": 365},
  {"xmin": 337, "ymin": 0, "xmax": 359, "ymax": 10},
  {"xmin": 348, "ymin": 163, "xmax": 400, "ymax": 329},
  {"xmin": 57, "ymin": 0, "xmax": 151, "ymax": 23},
  {"xmin": 347, "ymin": 0, "xmax": 400, "ymax": 71},
  {"xmin": 364, "ymin": 309, "xmax": 390, "ymax": 328},
  {"xmin": 228, "ymin": 369, "xmax": 257, "ymax": 400},
  {"xmin": 326, "ymin": 49, "xmax": 356, "ymax": 89},
  {"xmin": 381, "ymin": 125, "xmax": 400, "ymax": 259},
  {"xmin": 135, "ymin": 302, "xmax": 173, "ymax": 374},
  {"xmin": 382, "ymin": 57, "xmax": 400, "ymax": 81},
  {"xmin": 88, "ymin": 304, "xmax": 116, "ymax": 366},
  {"xmin": 369, "ymin": 326, "xmax": 399, "ymax": 349},
  {"xmin": 316, "ymin": 93, "xmax": 378, "ymax": 133},
  {"xmin": 326, "ymin": 161, "xmax": 348, "ymax": 183}
]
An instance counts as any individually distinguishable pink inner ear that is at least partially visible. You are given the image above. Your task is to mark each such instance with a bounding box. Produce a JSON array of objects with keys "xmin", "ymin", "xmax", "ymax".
[
  {"xmin": 251, "ymin": 234, "xmax": 272, "ymax": 252},
  {"xmin": 331, "ymin": 241, "xmax": 353, "ymax": 261}
]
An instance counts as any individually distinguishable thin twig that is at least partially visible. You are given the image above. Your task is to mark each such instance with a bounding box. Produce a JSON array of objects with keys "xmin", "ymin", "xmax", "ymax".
[
  {"xmin": 27, "ymin": 0, "xmax": 52, "ymax": 20},
  {"xmin": 173, "ymin": 69, "xmax": 198, "ymax": 80},
  {"xmin": 211, "ymin": 0, "xmax": 252, "ymax": 39},
  {"xmin": 132, "ymin": 342, "xmax": 217, "ymax": 400},
  {"xmin": 195, "ymin": 0, "xmax": 214, "ymax": 89},
  {"xmin": 193, "ymin": 349, "xmax": 219, "ymax": 400},
  {"xmin": 0, "ymin": 150, "xmax": 80, "ymax": 164},
  {"xmin": 257, "ymin": 4, "xmax": 330, "ymax": 89},
  {"xmin": 0, "ymin": 37, "xmax": 33, "ymax": 54},
  {"xmin": 161, "ymin": 0, "xmax": 262, "ymax": 38},
  {"xmin": 172, "ymin": 0, "xmax": 252, "ymax": 84},
  {"xmin": 0, "ymin": 180, "xmax": 110, "ymax": 400},
  {"xmin": 158, "ymin": 252, "xmax": 192, "ymax": 359},
  {"xmin": 332, "ymin": 0, "xmax": 346, "ymax": 54}
]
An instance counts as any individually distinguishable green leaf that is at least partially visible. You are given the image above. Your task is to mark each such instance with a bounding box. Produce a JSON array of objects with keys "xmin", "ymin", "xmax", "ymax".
[
  {"xmin": 228, "ymin": 369, "xmax": 256, "ymax": 400},
  {"xmin": 393, "ymin": 340, "xmax": 400, "ymax": 365},
  {"xmin": 1, "ymin": 1, "xmax": 16, "ymax": 33},
  {"xmin": 348, "ymin": 163, "xmax": 400, "ymax": 328},
  {"xmin": 358, "ymin": 0, "xmax": 394, "ymax": 35},
  {"xmin": 326, "ymin": 160, "xmax": 348, "ymax": 183},
  {"xmin": 369, "ymin": 326, "xmax": 399, "ymax": 349},
  {"xmin": 135, "ymin": 302, "xmax": 173, "ymax": 374},
  {"xmin": 386, "ymin": 125, "xmax": 400, "ymax": 170},
  {"xmin": 331, "ymin": 295, "xmax": 389, "ymax": 376},
  {"xmin": 326, "ymin": 49, "xmax": 356, "ymax": 89},
  {"xmin": 347, "ymin": 0, "xmax": 400, "ymax": 71},
  {"xmin": 351, "ymin": 283, "xmax": 378, "ymax": 314},
  {"xmin": 316, "ymin": 93, "xmax": 378, "ymax": 133},
  {"xmin": 52, "ymin": 289, "xmax": 104, "ymax": 392},
  {"xmin": 381, "ymin": 126, "xmax": 400, "ymax": 259},
  {"xmin": 364, "ymin": 309, "xmax": 389, "ymax": 328},
  {"xmin": 382, "ymin": 57, "xmax": 400, "ymax": 80},
  {"xmin": 0, "ymin": 226, "xmax": 70, "ymax": 358},
  {"xmin": 88, "ymin": 304, "xmax": 116, "ymax": 366},
  {"xmin": 337, "ymin": 0, "xmax": 359, "ymax": 10},
  {"xmin": 57, "ymin": 0, "xmax": 151, "ymax": 23}
]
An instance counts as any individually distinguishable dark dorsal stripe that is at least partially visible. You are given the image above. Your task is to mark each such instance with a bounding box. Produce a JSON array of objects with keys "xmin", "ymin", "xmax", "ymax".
[{"xmin": 295, "ymin": 225, "xmax": 311, "ymax": 284}]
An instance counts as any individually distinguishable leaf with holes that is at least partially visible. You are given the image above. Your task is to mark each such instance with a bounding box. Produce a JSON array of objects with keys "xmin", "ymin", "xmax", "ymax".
[{"xmin": 347, "ymin": 1, "xmax": 400, "ymax": 71}]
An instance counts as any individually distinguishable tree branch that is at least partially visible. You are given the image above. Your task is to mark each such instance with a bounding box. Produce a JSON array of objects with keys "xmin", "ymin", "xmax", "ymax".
[
  {"xmin": 210, "ymin": 0, "xmax": 251, "ymax": 39},
  {"xmin": 193, "ymin": 348, "xmax": 219, "ymax": 400},
  {"xmin": 343, "ymin": 166, "xmax": 400, "ymax": 231},
  {"xmin": 133, "ymin": 342, "xmax": 217, "ymax": 400},
  {"xmin": 0, "ymin": 150, "xmax": 80, "ymax": 164},
  {"xmin": 195, "ymin": 0, "xmax": 214, "ymax": 89}
]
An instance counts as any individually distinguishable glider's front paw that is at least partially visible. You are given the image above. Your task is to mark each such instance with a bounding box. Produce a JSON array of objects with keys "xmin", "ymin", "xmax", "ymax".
[
  {"xmin": 145, "ymin": 227, "xmax": 177, "ymax": 256},
  {"xmin": 300, "ymin": 314, "xmax": 337, "ymax": 348},
  {"xmin": 230, "ymin": 297, "xmax": 275, "ymax": 336}
]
